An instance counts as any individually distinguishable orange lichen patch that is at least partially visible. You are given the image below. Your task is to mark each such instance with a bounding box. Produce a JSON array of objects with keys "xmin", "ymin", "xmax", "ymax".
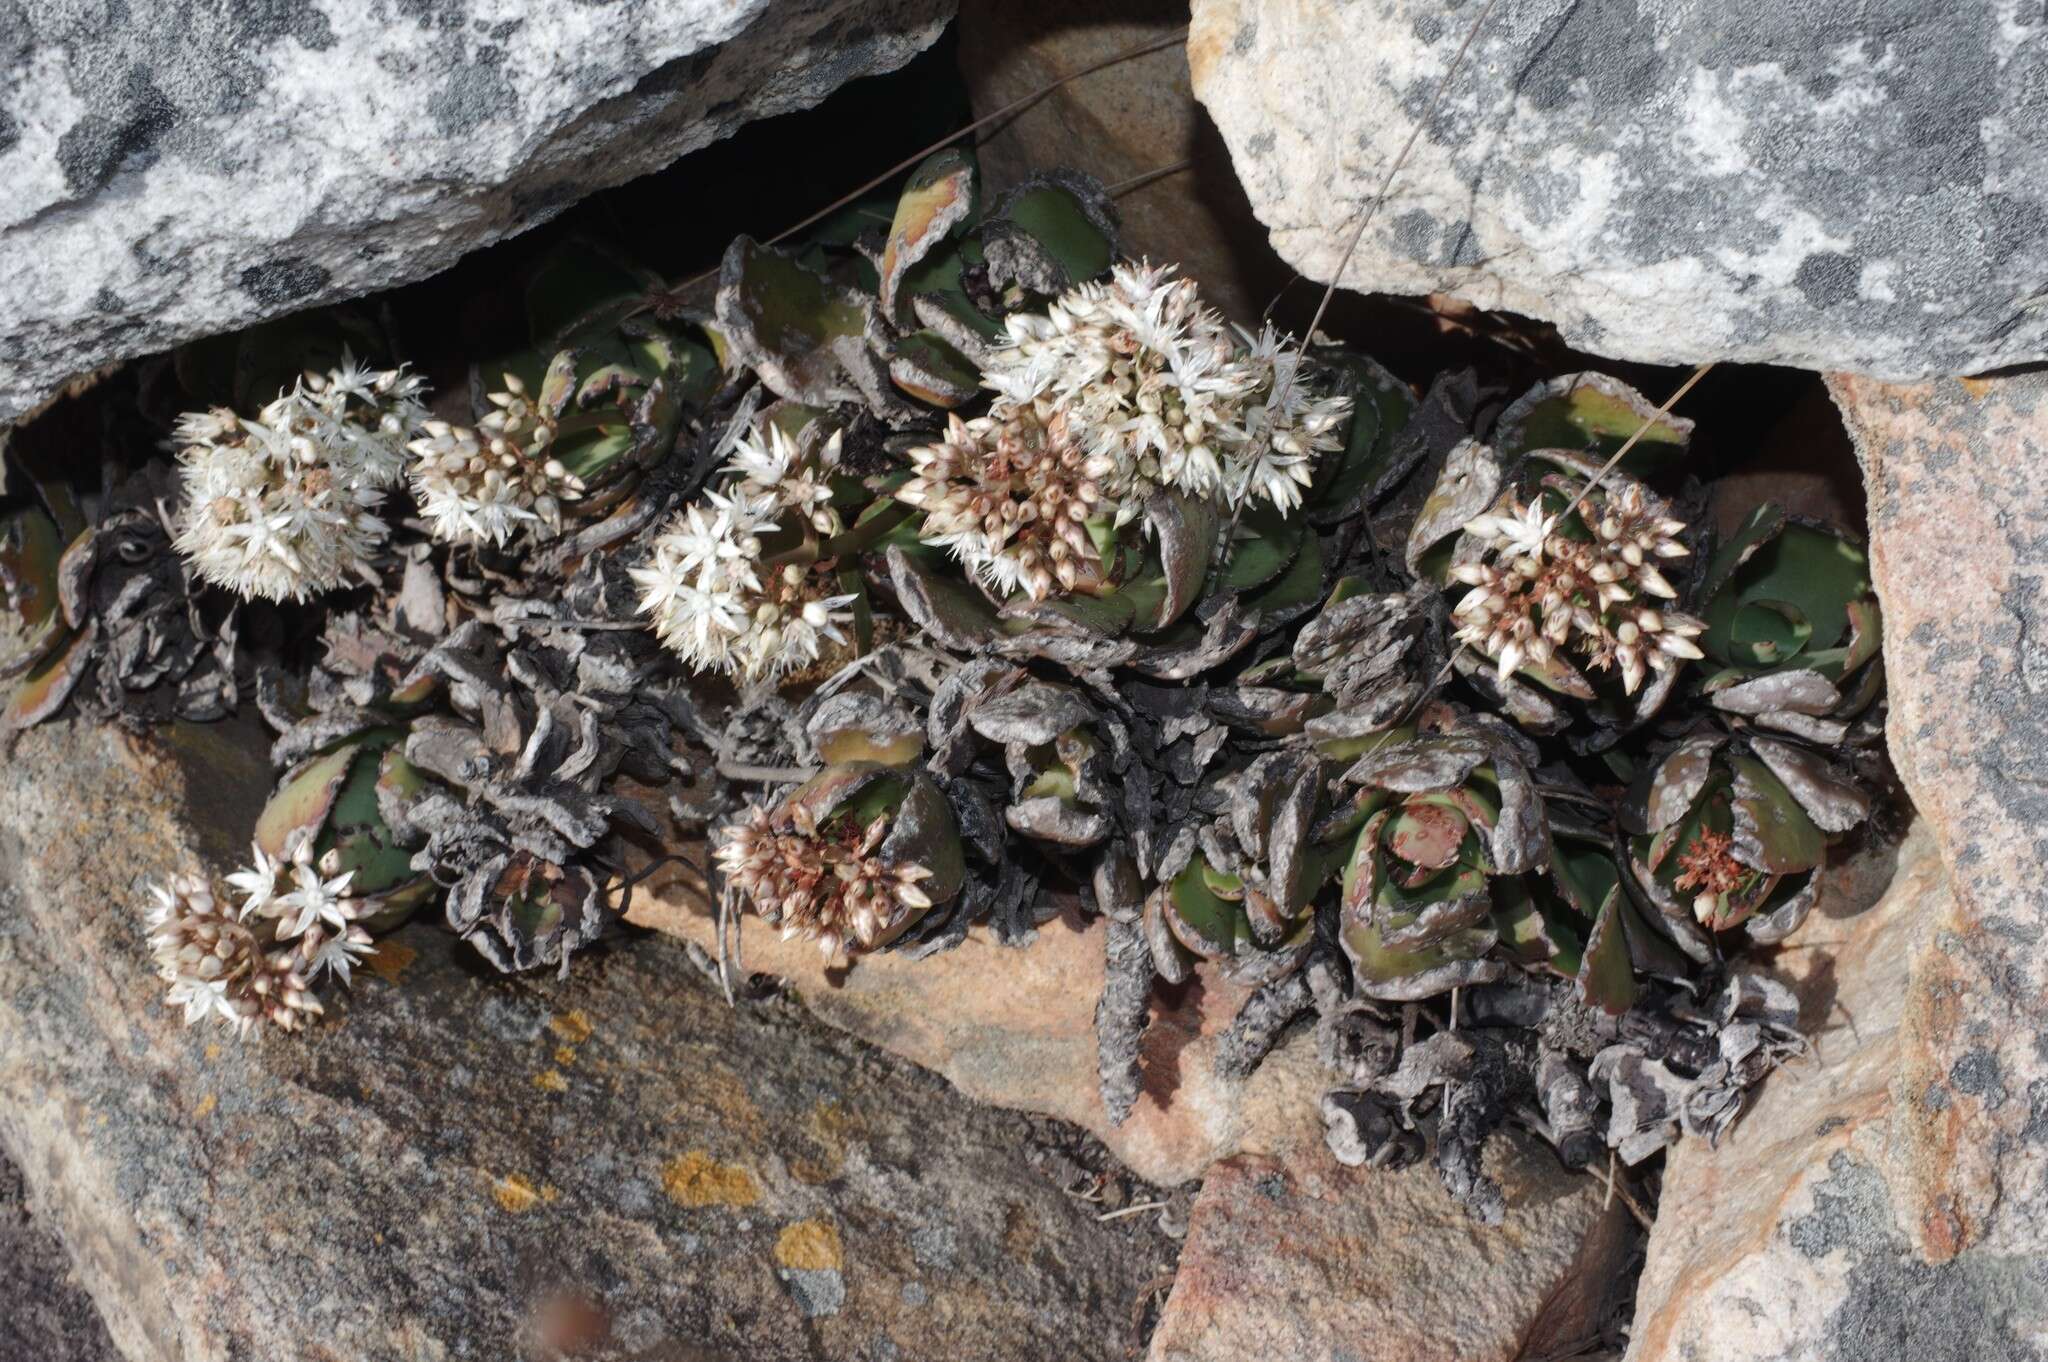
[
  {"xmin": 694, "ymin": 1066, "xmax": 768, "ymax": 1140},
  {"xmin": 492, "ymin": 1173, "xmax": 544, "ymax": 1213},
  {"xmin": 364, "ymin": 941, "xmax": 417, "ymax": 985},
  {"xmin": 661, "ymin": 1151, "xmax": 760, "ymax": 1208},
  {"xmin": 534, "ymin": 1069, "xmax": 569, "ymax": 1094},
  {"xmin": 203, "ymin": 1043, "xmax": 222, "ymax": 1063},
  {"xmin": 192, "ymin": 1093, "xmax": 217, "ymax": 1119},
  {"xmin": 790, "ymin": 1101, "xmax": 858, "ymax": 1184},
  {"xmin": 774, "ymin": 1220, "xmax": 844, "ymax": 1272},
  {"xmin": 549, "ymin": 1009, "xmax": 594, "ymax": 1044},
  {"xmin": 554, "ymin": 1045, "xmax": 578, "ymax": 1067}
]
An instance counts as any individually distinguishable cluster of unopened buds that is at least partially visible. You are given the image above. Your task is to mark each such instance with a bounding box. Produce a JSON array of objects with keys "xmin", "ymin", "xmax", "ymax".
[
  {"xmin": 715, "ymin": 800, "xmax": 936, "ymax": 960},
  {"xmin": 1451, "ymin": 484, "xmax": 1705, "ymax": 693},
  {"xmin": 902, "ymin": 262, "xmax": 1349, "ymax": 600},
  {"xmin": 172, "ymin": 359, "xmax": 427, "ymax": 601},
  {"xmin": 632, "ymin": 423, "xmax": 856, "ymax": 682},
  {"xmin": 898, "ymin": 405, "xmax": 1113, "ymax": 600},
  {"xmin": 407, "ymin": 374, "xmax": 586, "ymax": 548}
]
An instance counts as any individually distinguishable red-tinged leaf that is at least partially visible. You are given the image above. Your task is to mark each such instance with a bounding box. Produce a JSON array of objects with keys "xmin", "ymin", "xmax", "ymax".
[
  {"xmin": 1, "ymin": 620, "xmax": 94, "ymax": 730},
  {"xmin": 1575, "ymin": 890, "xmax": 1638, "ymax": 1015}
]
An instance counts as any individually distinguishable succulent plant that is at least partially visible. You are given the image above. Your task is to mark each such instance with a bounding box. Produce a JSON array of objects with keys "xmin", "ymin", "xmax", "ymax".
[
  {"xmin": 1143, "ymin": 749, "xmax": 1331, "ymax": 987},
  {"xmin": 717, "ymin": 761, "xmax": 966, "ymax": 959},
  {"xmin": 942, "ymin": 671, "xmax": 1116, "ymax": 849},
  {"xmin": 1436, "ymin": 454, "xmax": 1703, "ymax": 697},
  {"xmin": 1489, "ymin": 816, "xmax": 1678, "ymax": 1016},
  {"xmin": 412, "ymin": 245, "xmax": 715, "ymax": 551},
  {"xmin": 1233, "ymin": 576, "xmax": 1441, "ymax": 748},
  {"xmin": 447, "ymin": 851, "xmax": 610, "ymax": 977},
  {"xmin": 1695, "ymin": 504, "xmax": 1883, "ymax": 743},
  {"xmin": 1618, "ymin": 729, "xmax": 1869, "ymax": 946},
  {"xmin": 22, "ymin": 139, "xmax": 1892, "ymax": 1197},
  {"xmin": 254, "ymin": 725, "xmax": 437, "ymax": 924},
  {"xmin": 1332, "ymin": 725, "xmax": 1548, "ymax": 1000},
  {"xmin": 0, "ymin": 502, "xmax": 78, "ymax": 730}
]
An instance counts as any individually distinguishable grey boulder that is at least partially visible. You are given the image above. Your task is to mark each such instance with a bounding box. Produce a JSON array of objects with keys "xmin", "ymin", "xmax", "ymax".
[
  {"xmin": 1188, "ymin": 0, "xmax": 2048, "ymax": 378},
  {"xmin": 0, "ymin": 0, "xmax": 954, "ymax": 425}
]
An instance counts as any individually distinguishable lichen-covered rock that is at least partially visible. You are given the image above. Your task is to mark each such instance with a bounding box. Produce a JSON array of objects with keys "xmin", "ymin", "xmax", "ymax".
[
  {"xmin": 1627, "ymin": 828, "xmax": 2048, "ymax": 1360},
  {"xmin": 0, "ymin": 0, "xmax": 954, "ymax": 425},
  {"xmin": 629, "ymin": 872, "xmax": 1320, "ymax": 1188},
  {"xmin": 1149, "ymin": 1133, "xmax": 1631, "ymax": 1362},
  {"xmin": 0, "ymin": 719, "xmax": 1163, "ymax": 1362},
  {"xmin": 1832, "ymin": 369, "xmax": 2048, "ymax": 1261},
  {"xmin": 1188, "ymin": 0, "xmax": 2048, "ymax": 378},
  {"xmin": 631, "ymin": 861, "xmax": 1637, "ymax": 1362}
]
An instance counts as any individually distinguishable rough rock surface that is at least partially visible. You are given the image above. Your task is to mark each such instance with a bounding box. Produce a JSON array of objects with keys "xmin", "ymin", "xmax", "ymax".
[
  {"xmin": 958, "ymin": 0, "xmax": 1282, "ymax": 323},
  {"xmin": 630, "ymin": 866, "xmax": 1637, "ymax": 1362},
  {"xmin": 0, "ymin": 0, "xmax": 954, "ymax": 425},
  {"xmin": 1187, "ymin": 0, "xmax": 2048, "ymax": 378},
  {"xmin": 628, "ymin": 868, "xmax": 1328, "ymax": 1189},
  {"xmin": 1149, "ymin": 1136, "xmax": 1631, "ymax": 1362},
  {"xmin": 0, "ymin": 1147, "xmax": 123, "ymax": 1362},
  {"xmin": 1629, "ymin": 826, "xmax": 2048, "ymax": 1361},
  {"xmin": 1833, "ymin": 370, "xmax": 2048, "ymax": 1261},
  {"xmin": 0, "ymin": 719, "xmax": 1166, "ymax": 1362}
]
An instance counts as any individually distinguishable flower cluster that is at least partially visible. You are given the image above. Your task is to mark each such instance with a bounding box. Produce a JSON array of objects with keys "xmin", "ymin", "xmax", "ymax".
[
  {"xmin": 631, "ymin": 422, "xmax": 857, "ymax": 682},
  {"xmin": 407, "ymin": 374, "xmax": 585, "ymax": 548},
  {"xmin": 225, "ymin": 829, "xmax": 379, "ymax": 985},
  {"xmin": 145, "ymin": 873, "xmax": 324, "ymax": 1036},
  {"xmin": 172, "ymin": 359, "xmax": 427, "ymax": 601},
  {"xmin": 144, "ymin": 829, "xmax": 380, "ymax": 1037},
  {"xmin": 1232, "ymin": 323, "xmax": 1353, "ymax": 512},
  {"xmin": 978, "ymin": 261, "xmax": 1349, "ymax": 517},
  {"xmin": 1451, "ymin": 482, "xmax": 1705, "ymax": 694},
  {"xmin": 716, "ymin": 798, "xmax": 935, "ymax": 960}
]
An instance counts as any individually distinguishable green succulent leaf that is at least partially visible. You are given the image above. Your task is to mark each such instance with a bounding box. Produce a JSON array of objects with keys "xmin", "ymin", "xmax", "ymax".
[
  {"xmin": 1727, "ymin": 598, "xmax": 1813, "ymax": 669},
  {"xmin": 1218, "ymin": 505, "xmax": 1301, "ymax": 593},
  {"xmin": 315, "ymin": 743, "xmax": 429, "ymax": 898},
  {"xmin": 1727, "ymin": 753, "xmax": 1826, "ymax": 875},
  {"xmin": 1698, "ymin": 503, "xmax": 1789, "ymax": 604},
  {"xmin": 1150, "ymin": 492, "xmax": 1221, "ymax": 629},
  {"xmin": 887, "ymin": 330, "xmax": 981, "ymax": 408},
  {"xmin": 1248, "ymin": 531, "xmax": 1327, "ymax": 616},
  {"xmin": 1340, "ymin": 909, "xmax": 1501, "ymax": 999},
  {"xmin": 1164, "ymin": 855, "xmax": 1244, "ymax": 959},
  {"xmin": 1023, "ymin": 589, "xmax": 1136, "ymax": 637},
  {"xmin": 979, "ymin": 173, "xmax": 1118, "ymax": 296},
  {"xmin": 1494, "ymin": 372, "xmax": 1693, "ymax": 477},
  {"xmin": 1549, "ymin": 834, "xmax": 1622, "ymax": 919},
  {"xmin": 1308, "ymin": 352, "xmax": 1413, "ymax": 518},
  {"xmin": 716, "ymin": 236, "xmax": 891, "ymax": 409},
  {"xmin": 254, "ymin": 742, "xmax": 360, "ymax": 859},
  {"xmin": 1702, "ymin": 514, "xmax": 1873, "ymax": 677},
  {"xmin": 1, "ymin": 619, "xmax": 93, "ymax": 731},
  {"xmin": 0, "ymin": 507, "xmax": 64, "ymax": 679},
  {"xmin": 886, "ymin": 546, "xmax": 1000, "ymax": 649}
]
